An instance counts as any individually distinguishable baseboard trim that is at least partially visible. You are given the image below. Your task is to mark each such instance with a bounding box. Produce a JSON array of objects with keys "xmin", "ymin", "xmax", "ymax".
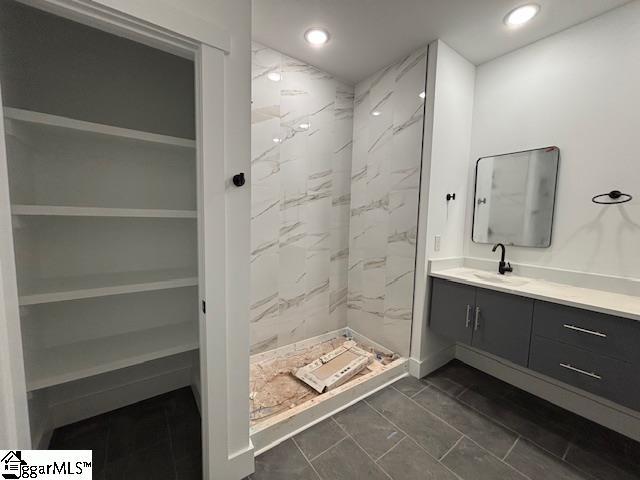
[
  {"xmin": 408, "ymin": 345, "xmax": 455, "ymax": 378},
  {"xmin": 456, "ymin": 344, "xmax": 640, "ymax": 442},
  {"xmin": 49, "ymin": 365, "xmax": 193, "ymax": 429},
  {"xmin": 226, "ymin": 442, "xmax": 256, "ymax": 479},
  {"xmin": 36, "ymin": 429, "xmax": 53, "ymax": 450},
  {"xmin": 191, "ymin": 382, "xmax": 201, "ymax": 414}
]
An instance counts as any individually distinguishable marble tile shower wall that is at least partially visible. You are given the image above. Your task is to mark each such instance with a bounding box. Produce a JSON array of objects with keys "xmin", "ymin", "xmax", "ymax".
[
  {"xmin": 348, "ymin": 49, "xmax": 427, "ymax": 357},
  {"xmin": 250, "ymin": 42, "xmax": 354, "ymax": 354}
]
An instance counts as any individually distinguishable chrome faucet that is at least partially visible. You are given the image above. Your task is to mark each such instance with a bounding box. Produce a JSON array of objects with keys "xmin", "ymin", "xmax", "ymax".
[{"xmin": 492, "ymin": 243, "xmax": 513, "ymax": 275}]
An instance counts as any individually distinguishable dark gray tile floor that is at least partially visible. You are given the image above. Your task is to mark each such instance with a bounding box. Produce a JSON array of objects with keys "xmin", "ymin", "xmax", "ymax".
[
  {"xmin": 49, "ymin": 387, "xmax": 202, "ymax": 480},
  {"xmin": 251, "ymin": 360, "xmax": 640, "ymax": 480}
]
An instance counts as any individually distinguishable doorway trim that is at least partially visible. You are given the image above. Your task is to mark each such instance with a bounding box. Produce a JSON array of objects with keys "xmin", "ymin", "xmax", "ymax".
[{"xmin": 0, "ymin": 1, "xmax": 253, "ymax": 478}]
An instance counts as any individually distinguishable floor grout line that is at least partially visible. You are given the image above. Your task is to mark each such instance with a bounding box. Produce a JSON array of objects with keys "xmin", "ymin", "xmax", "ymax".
[
  {"xmin": 306, "ymin": 433, "xmax": 349, "ymax": 464},
  {"xmin": 257, "ymin": 371, "xmax": 633, "ymax": 480},
  {"xmin": 331, "ymin": 417, "xmax": 394, "ymax": 479},
  {"xmin": 103, "ymin": 422, "xmax": 111, "ymax": 470},
  {"xmin": 562, "ymin": 442, "xmax": 572, "ymax": 460},
  {"xmin": 408, "ymin": 374, "xmax": 631, "ymax": 480},
  {"xmin": 451, "ymin": 385, "xmax": 575, "ymax": 462},
  {"xmin": 364, "ymin": 398, "xmax": 465, "ymax": 480},
  {"xmin": 502, "ymin": 436, "xmax": 520, "ymax": 461},
  {"xmin": 438, "ymin": 435, "xmax": 464, "ymax": 462},
  {"xmin": 291, "ymin": 436, "xmax": 323, "ymax": 480},
  {"xmin": 159, "ymin": 409, "xmax": 178, "ymax": 479},
  {"xmin": 456, "ymin": 386, "xmax": 469, "ymax": 398},
  {"xmin": 374, "ymin": 435, "xmax": 405, "ymax": 462},
  {"xmin": 390, "ymin": 385, "xmax": 473, "ymax": 438},
  {"xmin": 391, "ymin": 383, "xmax": 536, "ymax": 480},
  {"xmin": 560, "ymin": 451, "xmax": 612, "ymax": 480},
  {"xmin": 411, "ymin": 385, "xmax": 428, "ymax": 398}
]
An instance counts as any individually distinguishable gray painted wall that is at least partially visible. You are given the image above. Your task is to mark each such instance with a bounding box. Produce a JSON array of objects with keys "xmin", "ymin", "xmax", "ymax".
[{"xmin": 0, "ymin": 0, "xmax": 195, "ymax": 138}]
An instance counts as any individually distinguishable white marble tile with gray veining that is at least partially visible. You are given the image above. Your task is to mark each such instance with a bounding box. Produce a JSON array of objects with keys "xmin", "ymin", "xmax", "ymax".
[
  {"xmin": 347, "ymin": 46, "xmax": 427, "ymax": 357},
  {"xmin": 250, "ymin": 42, "xmax": 354, "ymax": 353}
]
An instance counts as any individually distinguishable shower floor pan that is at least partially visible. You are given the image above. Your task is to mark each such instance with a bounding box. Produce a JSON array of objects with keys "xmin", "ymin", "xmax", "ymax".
[{"xmin": 249, "ymin": 327, "xmax": 408, "ymax": 454}]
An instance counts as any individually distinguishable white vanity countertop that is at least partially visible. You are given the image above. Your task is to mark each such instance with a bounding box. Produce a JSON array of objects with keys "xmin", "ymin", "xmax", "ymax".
[{"xmin": 429, "ymin": 267, "xmax": 640, "ymax": 322}]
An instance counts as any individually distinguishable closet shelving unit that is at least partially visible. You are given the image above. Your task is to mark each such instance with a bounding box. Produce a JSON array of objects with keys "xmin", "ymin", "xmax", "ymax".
[
  {"xmin": 4, "ymin": 107, "xmax": 196, "ymax": 148},
  {"xmin": 11, "ymin": 205, "xmax": 197, "ymax": 218},
  {"xmin": 27, "ymin": 322, "xmax": 198, "ymax": 391},
  {"xmin": 17, "ymin": 267, "xmax": 198, "ymax": 305},
  {"xmin": 5, "ymin": 106, "xmax": 199, "ymax": 394}
]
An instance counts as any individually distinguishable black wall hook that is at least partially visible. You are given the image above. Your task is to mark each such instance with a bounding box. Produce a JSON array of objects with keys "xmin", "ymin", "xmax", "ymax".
[
  {"xmin": 232, "ymin": 172, "xmax": 246, "ymax": 187},
  {"xmin": 446, "ymin": 193, "xmax": 456, "ymax": 201},
  {"xmin": 592, "ymin": 190, "xmax": 632, "ymax": 205}
]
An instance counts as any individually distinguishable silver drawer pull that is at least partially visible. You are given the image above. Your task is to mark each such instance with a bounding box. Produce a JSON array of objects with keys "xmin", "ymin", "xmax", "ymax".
[
  {"xmin": 474, "ymin": 306, "xmax": 480, "ymax": 331},
  {"xmin": 559, "ymin": 363, "xmax": 602, "ymax": 380},
  {"xmin": 563, "ymin": 324, "xmax": 607, "ymax": 338},
  {"xmin": 465, "ymin": 305, "xmax": 472, "ymax": 328}
]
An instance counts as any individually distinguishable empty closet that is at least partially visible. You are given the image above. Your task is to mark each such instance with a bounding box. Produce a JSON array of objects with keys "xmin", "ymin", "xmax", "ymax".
[{"xmin": 0, "ymin": 0, "xmax": 201, "ymax": 450}]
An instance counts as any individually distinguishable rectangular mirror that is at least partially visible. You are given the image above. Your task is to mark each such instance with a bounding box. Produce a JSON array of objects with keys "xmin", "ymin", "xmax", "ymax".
[{"xmin": 472, "ymin": 146, "xmax": 559, "ymax": 247}]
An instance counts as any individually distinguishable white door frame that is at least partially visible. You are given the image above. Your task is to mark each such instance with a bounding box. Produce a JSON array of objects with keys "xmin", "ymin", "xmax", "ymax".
[
  {"xmin": 0, "ymin": 80, "xmax": 31, "ymax": 450},
  {"xmin": 0, "ymin": 1, "xmax": 253, "ymax": 478}
]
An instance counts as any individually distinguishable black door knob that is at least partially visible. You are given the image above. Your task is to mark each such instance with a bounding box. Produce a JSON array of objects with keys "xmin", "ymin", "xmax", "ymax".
[{"xmin": 232, "ymin": 172, "xmax": 245, "ymax": 187}]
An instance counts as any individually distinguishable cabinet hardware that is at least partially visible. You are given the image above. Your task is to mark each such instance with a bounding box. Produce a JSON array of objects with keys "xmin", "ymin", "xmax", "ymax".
[
  {"xmin": 465, "ymin": 305, "xmax": 472, "ymax": 328},
  {"xmin": 562, "ymin": 324, "xmax": 607, "ymax": 338},
  {"xmin": 202, "ymin": 300, "xmax": 206, "ymax": 314},
  {"xmin": 474, "ymin": 306, "xmax": 480, "ymax": 331},
  {"xmin": 559, "ymin": 363, "xmax": 601, "ymax": 380}
]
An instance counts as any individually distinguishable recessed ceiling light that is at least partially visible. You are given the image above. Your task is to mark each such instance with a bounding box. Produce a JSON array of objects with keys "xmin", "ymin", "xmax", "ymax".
[
  {"xmin": 504, "ymin": 4, "xmax": 540, "ymax": 27},
  {"xmin": 299, "ymin": 123, "xmax": 310, "ymax": 130},
  {"xmin": 305, "ymin": 28, "xmax": 330, "ymax": 46},
  {"xmin": 372, "ymin": 110, "xmax": 382, "ymax": 116},
  {"xmin": 267, "ymin": 71, "xmax": 281, "ymax": 82},
  {"xmin": 419, "ymin": 91, "xmax": 426, "ymax": 99},
  {"xmin": 272, "ymin": 137, "xmax": 281, "ymax": 143}
]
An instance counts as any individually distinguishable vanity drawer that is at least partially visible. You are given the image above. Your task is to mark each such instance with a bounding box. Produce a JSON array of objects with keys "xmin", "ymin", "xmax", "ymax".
[
  {"xmin": 532, "ymin": 301, "xmax": 640, "ymax": 364},
  {"xmin": 529, "ymin": 336, "xmax": 640, "ymax": 412}
]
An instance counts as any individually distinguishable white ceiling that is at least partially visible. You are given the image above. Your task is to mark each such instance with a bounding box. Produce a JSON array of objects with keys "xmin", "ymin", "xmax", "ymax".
[{"xmin": 253, "ymin": 0, "xmax": 631, "ymax": 84}]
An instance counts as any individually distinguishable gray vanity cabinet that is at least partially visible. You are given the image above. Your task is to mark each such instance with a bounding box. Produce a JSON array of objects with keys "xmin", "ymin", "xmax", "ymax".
[
  {"xmin": 529, "ymin": 336, "xmax": 640, "ymax": 411},
  {"xmin": 472, "ymin": 288, "xmax": 534, "ymax": 366},
  {"xmin": 429, "ymin": 276, "xmax": 640, "ymax": 413},
  {"xmin": 529, "ymin": 301, "xmax": 640, "ymax": 411},
  {"xmin": 429, "ymin": 278, "xmax": 475, "ymax": 345},
  {"xmin": 429, "ymin": 278, "xmax": 534, "ymax": 366},
  {"xmin": 531, "ymin": 301, "xmax": 640, "ymax": 364}
]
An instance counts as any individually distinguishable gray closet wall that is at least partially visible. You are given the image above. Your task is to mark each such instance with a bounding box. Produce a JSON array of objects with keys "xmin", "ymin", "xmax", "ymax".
[{"xmin": 0, "ymin": 0, "xmax": 195, "ymax": 138}]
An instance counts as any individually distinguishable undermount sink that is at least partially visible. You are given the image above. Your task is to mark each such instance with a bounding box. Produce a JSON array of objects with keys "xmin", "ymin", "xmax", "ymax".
[{"xmin": 472, "ymin": 271, "xmax": 530, "ymax": 287}]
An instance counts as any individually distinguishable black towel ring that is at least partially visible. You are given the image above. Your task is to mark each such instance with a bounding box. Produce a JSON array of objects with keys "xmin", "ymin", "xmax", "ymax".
[{"xmin": 592, "ymin": 190, "xmax": 633, "ymax": 205}]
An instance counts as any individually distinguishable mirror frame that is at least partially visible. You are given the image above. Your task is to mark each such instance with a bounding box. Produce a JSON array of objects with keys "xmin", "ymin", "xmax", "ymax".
[{"xmin": 471, "ymin": 146, "xmax": 560, "ymax": 248}]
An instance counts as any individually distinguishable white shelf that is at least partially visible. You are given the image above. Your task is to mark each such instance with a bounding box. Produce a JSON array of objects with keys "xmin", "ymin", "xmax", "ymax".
[
  {"xmin": 4, "ymin": 107, "xmax": 196, "ymax": 149},
  {"xmin": 12, "ymin": 205, "xmax": 197, "ymax": 218},
  {"xmin": 19, "ymin": 268, "xmax": 198, "ymax": 305},
  {"xmin": 26, "ymin": 322, "xmax": 198, "ymax": 391}
]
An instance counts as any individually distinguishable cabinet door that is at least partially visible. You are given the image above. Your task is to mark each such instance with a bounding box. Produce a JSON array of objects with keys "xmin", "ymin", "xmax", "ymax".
[
  {"xmin": 472, "ymin": 288, "xmax": 534, "ymax": 366},
  {"xmin": 429, "ymin": 278, "xmax": 475, "ymax": 344}
]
